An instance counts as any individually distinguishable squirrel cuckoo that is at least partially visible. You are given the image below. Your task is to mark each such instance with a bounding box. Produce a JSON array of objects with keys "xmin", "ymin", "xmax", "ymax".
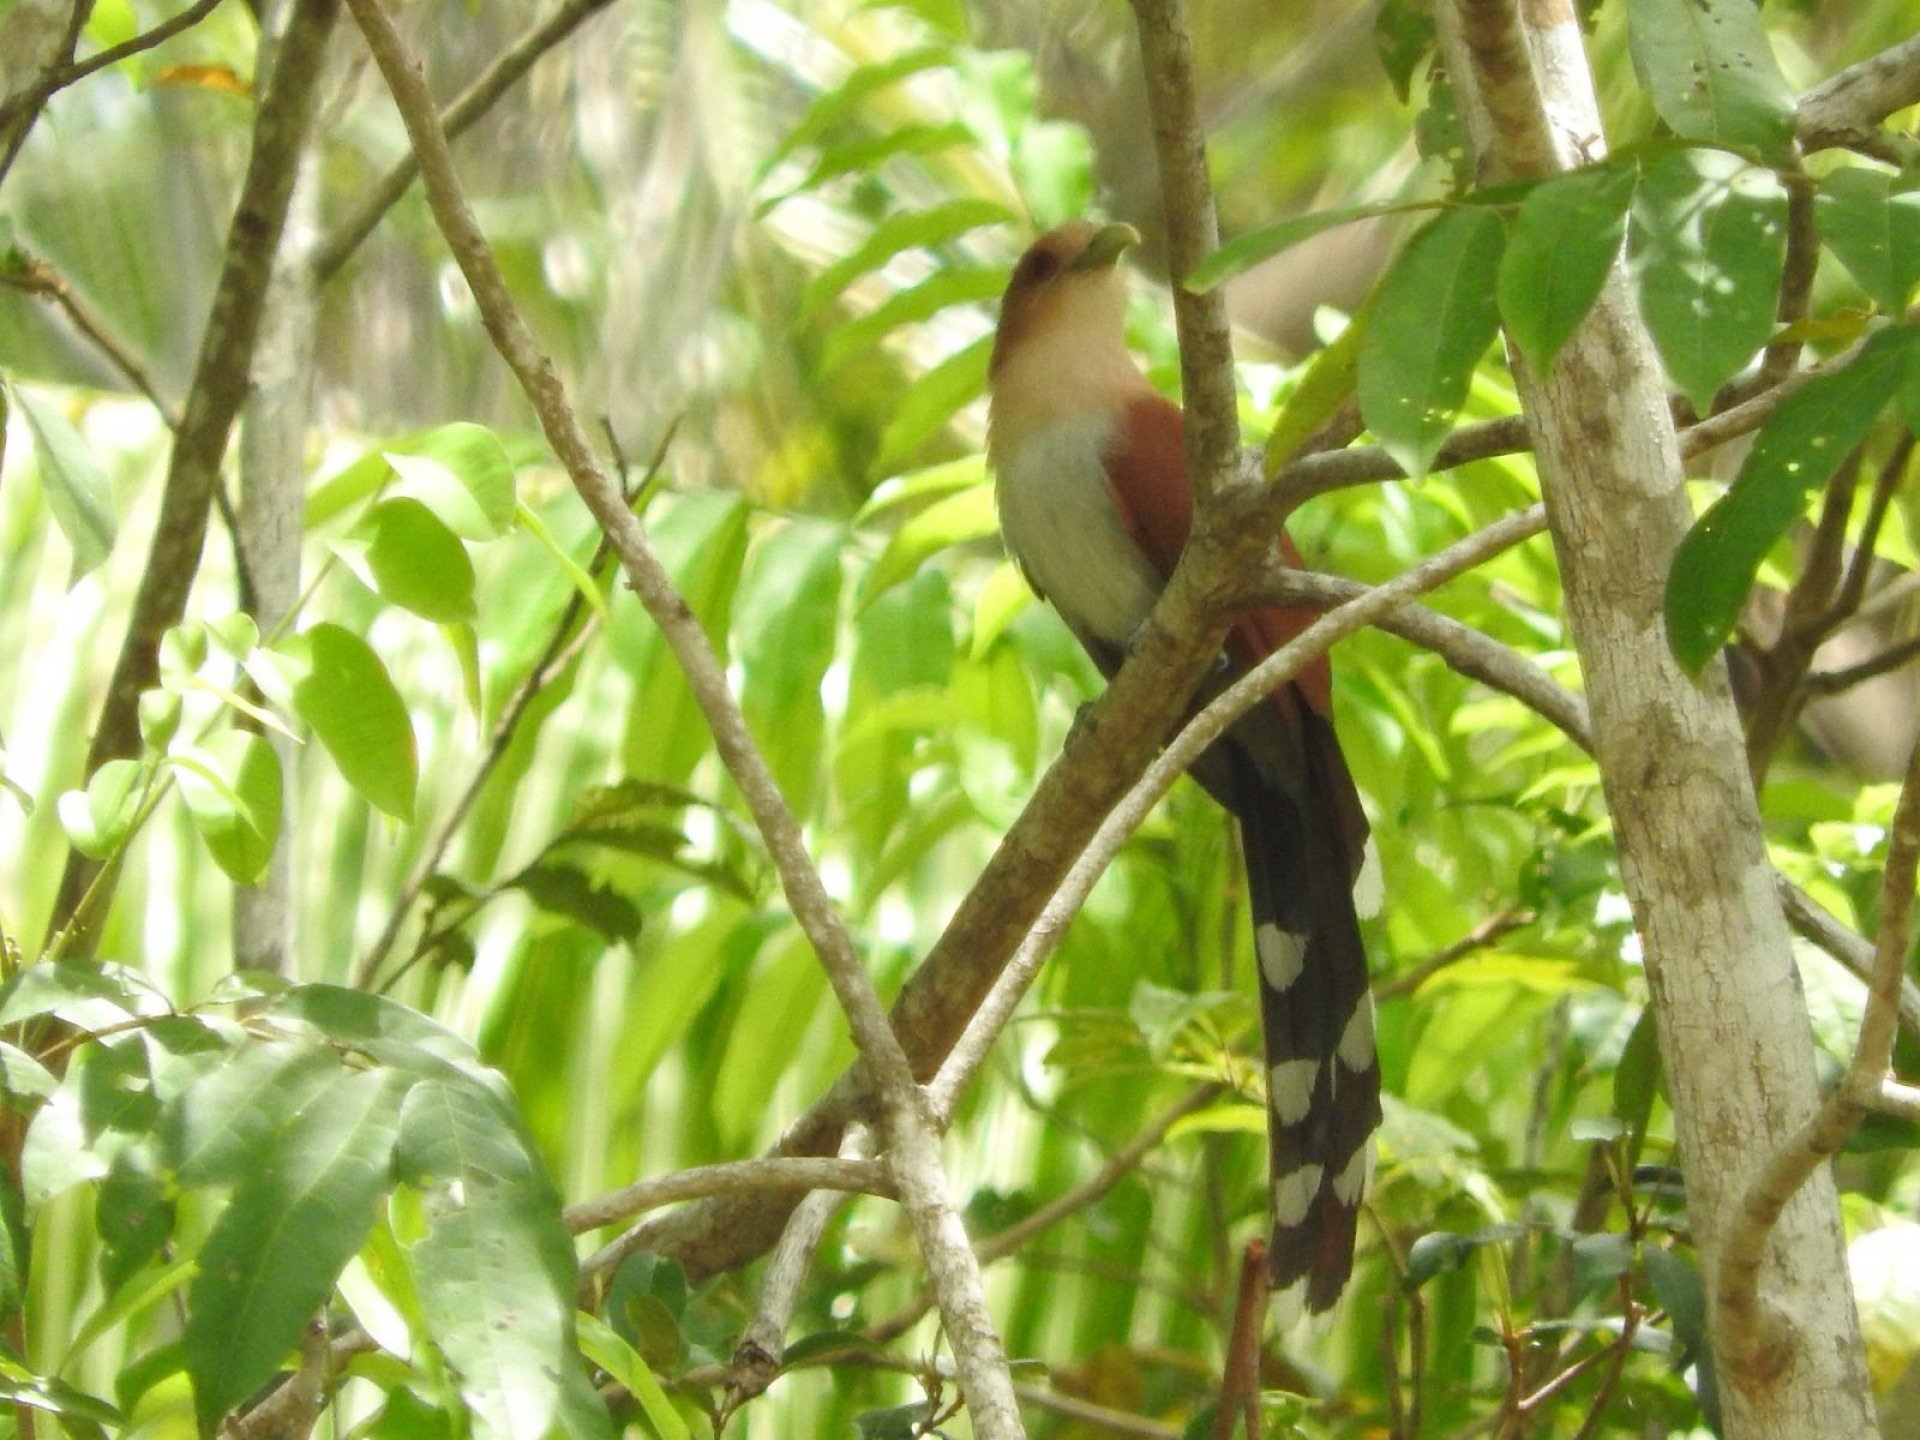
[{"xmin": 986, "ymin": 220, "xmax": 1380, "ymax": 1314}]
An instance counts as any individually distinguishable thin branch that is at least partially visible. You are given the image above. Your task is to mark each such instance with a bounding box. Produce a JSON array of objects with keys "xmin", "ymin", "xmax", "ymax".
[
  {"xmin": 565, "ymin": 1155, "xmax": 891, "ymax": 1238},
  {"xmin": 1831, "ymin": 432, "xmax": 1913, "ymax": 624},
  {"xmin": 340, "ymin": 5, "xmax": 1023, "ymax": 1430},
  {"xmin": 1757, "ymin": 174, "xmax": 1818, "ymax": 389},
  {"xmin": 1377, "ymin": 910, "xmax": 1537, "ymax": 1002},
  {"xmin": 48, "ymin": 0, "xmax": 340, "ymax": 943},
  {"xmin": 866, "ymin": 1082, "xmax": 1222, "ymax": 1346},
  {"xmin": 1009, "ymin": 1386, "xmax": 1180, "ymax": 1439},
  {"xmin": 1777, "ymin": 876, "xmax": 1920, "ymax": 1038},
  {"xmin": 0, "ymin": 0, "xmax": 90, "ymax": 188},
  {"xmin": 1, "ymin": 254, "xmax": 182, "ymax": 424},
  {"xmin": 1797, "ymin": 34, "xmax": 1920, "ymax": 156},
  {"xmin": 1214, "ymin": 1239, "xmax": 1268, "ymax": 1440},
  {"xmin": 1719, "ymin": 733, "xmax": 1920, "ymax": 1375},
  {"xmin": 1805, "ymin": 635, "xmax": 1920, "ymax": 697},
  {"xmin": 1126, "ymin": 0, "xmax": 1236, "ymax": 502},
  {"xmin": 0, "ymin": 0, "xmax": 228, "ymax": 131},
  {"xmin": 314, "ymin": 0, "xmax": 617, "ymax": 280}
]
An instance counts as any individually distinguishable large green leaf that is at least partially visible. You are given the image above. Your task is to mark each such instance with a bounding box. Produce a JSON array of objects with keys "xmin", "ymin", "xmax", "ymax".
[
  {"xmin": 1358, "ymin": 206, "xmax": 1506, "ymax": 479},
  {"xmin": 859, "ymin": 480, "xmax": 997, "ymax": 608},
  {"xmin": 184, "ymin": 1065, "xmax": 411, "ymax": 1436},
  {"xmin": 334, "ymin": 498, "xmax": 478, "ymax": 624},
  {"xmin": 872, "ymin": 334, "xmax": 993, "ymax": 477},
  {"xmin": 55, "ymin": 758, "xmax": 144, "ymax": 860},
  {"xmin": 1815, "ymin": 167, "xmax": 1920, "ymax": 313},
  {"xmin": 269, "ymin": 985, "xmax": 497, "ymax": 1090},
  {"xmin": 170, "ymin": 731, "xmax": 282, "ymax": 884},
  {"xmin": 822, "ymin": 266, "xmax": 1007, "ymax": 374},
  {"xmin": 1626, "ymin": 0, "xmax": 1794, "ymax": 152},
  {"xmin": 1187, "ymin": 199, "xmax": 1436, "ymax": 294},
  {"xmin": 11, "ymin": 384, "xmax": 115, "ymax": 580},
  {"xmin": 1664, "ymin": 324, "xmax": 1916, "ymax": 672},
  {"xmin": 396, "ymin": 1081, "xmax": 605, "ymax": 1440},
  {"xmin": 307, "ymin": 422, "xmax": 517, "ymax": 538},
  {"xmin": 1631, "ymin": 149, "xmax": 1787, "ymax": 413},
  {"xmin": 281, "ymin": 622, "xmax": 418, "ymax": 821},
  {"xmin": 163, "ymin": 1043, "xmax": 344, "ymax": 1186},
  {"xmin": 800, "ymin": 200, "xmax": 1013, "ymax": 322},
  {"xmin": 736, "ymin": 520, "xmax": 845, "ymax": 816},
  {"xmin": 759, "ymin": 46, "xmax": 953, "ymax": 179},
  {"xmin": 1498, "ymin": 163, "xmax": 1637, "ymax": 373}
]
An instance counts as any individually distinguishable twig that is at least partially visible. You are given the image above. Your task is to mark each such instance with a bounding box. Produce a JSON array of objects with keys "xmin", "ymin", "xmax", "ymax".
[
  {"xmin": 718, "ymin": 1127, "xmax": 871, "ymax": 1427},
  {"xmin": 1805, "ymin": 635, "xmax": 1920, "ymax": 697},
  {"xmin": 1718, "ymin": 734, "xmax": 1920, "ymax": 1377},
  {"xmin": 1797, "ymin": 34, "xmax": 1920, "ymax": 155},
  {"xmin": 0, "ymin": 0, "xmax": 89, "ymax": 189},
  {"xmin": 1213, "ymin": 1240, "xmax": 1268, "ymax": 1440},
  {"xmin": 1757, "ymin": 174, "xmax": 1818, "ymax": 389},
  {"xmin": 1377, "ymin": 910, "xmax": 1536, "ymax": 1002},
  {"xmin": 49, "ymin": 0, "xmax": 341, "ymax": 944},
  {"xmin": 1009, "ymin": 1385, "xmax": 1180, "ymax": 1438},
  {"xmin": 865, "ymin": 1082, "xmax": 1223, "ymax": 1345},
  {"xmin": 314, "ymin": 0, "xmax": 617, "ymax": 280},
  {"xmin": 1126, "ymin": 0, "xmax": 1236, "ymax": 503},
  {"xmin": 0, "ymin": 0, "xmax": 229, "ymax": 132},
  {"xmin": 1777, "ymin": 877, "xmax": 1920, "ymax": 1038},
  {"xmin": 340, "ymin": 5, "xmax": 1024, "ymax": 1430},
  {"xmin": 1, "ymin": 255, "xmax": 182, "ymax": 425},
  {"xmin": 565, "ymin": 1155, "xmax": 892, "ymax": 1238}
]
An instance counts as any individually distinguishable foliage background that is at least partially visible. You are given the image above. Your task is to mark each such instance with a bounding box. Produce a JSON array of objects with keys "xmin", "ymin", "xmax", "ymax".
[{"xmin": 1, "ymin": 0, "xmax": 1918, "ymax": 1434}]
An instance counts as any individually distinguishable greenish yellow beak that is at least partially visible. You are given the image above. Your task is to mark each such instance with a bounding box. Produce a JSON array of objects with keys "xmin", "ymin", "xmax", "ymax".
[{"xmin": 1069, "ymin": 222, "xmax": 1141, "ymax": 271}]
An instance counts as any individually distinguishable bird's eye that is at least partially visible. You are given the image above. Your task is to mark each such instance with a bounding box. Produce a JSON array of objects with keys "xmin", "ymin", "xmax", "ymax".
[{"xmin": 1014, "ymin": 249, "xmax": 1061, "ymax": 286}]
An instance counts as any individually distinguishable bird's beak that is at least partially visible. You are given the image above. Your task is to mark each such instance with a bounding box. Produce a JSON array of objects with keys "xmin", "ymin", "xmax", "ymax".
[{"xmin": 1069, "ymin": 222, "xmax": 1141, "ymax": 272}]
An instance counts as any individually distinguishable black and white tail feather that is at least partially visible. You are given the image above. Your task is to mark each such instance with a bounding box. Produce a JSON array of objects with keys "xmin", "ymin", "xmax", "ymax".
[{"xmin": 1214, "ymin": 710, "xmax": 1380, "ymax": 1318}]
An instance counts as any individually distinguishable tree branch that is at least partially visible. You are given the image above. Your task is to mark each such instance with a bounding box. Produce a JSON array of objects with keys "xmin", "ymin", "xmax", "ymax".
[
  {"xmin": 314, "ymin": 0, "xmax": 617, "ymax": 281},
  {"xmin": 1797, "ymin": 34, "xmax": 1920, "ymax": 156},
  {"xmin": 0, "ymin": 0, "xmax": 228, "ymax": 131},
  {"xmin": 339, "ymin": 4, "xmax": 1024, "ymax": 1429},
  {"xmin": 48, "ymin": 0, "xmax": 340, "ymax": 943},
  {"xmin": 565, "ymin": 1155, "xmax": 891, "ymax": 1237},
  {"xmin": 1126, "ymin": 0, "xmax": 1236, "ymax": 503},
  {"xmin": 1718, "ymin": 736, "xmax": 1920, "ymax": 1374}
]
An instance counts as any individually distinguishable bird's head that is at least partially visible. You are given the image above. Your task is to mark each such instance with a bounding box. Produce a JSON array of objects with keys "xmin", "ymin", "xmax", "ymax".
[{"xmin": 990, "ymin": 220, "xmax": 1141, "ymax": 377}]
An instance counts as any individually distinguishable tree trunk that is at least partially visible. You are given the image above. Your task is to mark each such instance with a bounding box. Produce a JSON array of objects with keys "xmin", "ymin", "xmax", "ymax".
[{"xmin": 1433, "ymin": 1, "xmax": 1876, "ymax": 1432}]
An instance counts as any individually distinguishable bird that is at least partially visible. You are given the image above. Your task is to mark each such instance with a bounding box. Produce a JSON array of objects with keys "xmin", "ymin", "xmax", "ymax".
[{"xmin": 985, "ymin": 219, "xmax": 1380, "ymax": 1314}]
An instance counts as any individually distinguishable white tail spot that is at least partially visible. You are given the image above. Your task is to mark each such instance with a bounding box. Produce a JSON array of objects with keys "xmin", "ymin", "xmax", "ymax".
[
  {"xmin": 1272, "ymin": 1163, "xmax": 1325, "ymax": 1226},
  {"xmin": 1332, "ymin": 1143, "xmax": 1372, "ymax": 1204},
  {"xmin": 1338, "ymin": 998, "xmax": 1376, "ymax": 1071},
  {"xmin": 1268, "ymin": 1059, "xmax": 1318, "ymax": 1125},
  {"xmin": 1257, "ymin": 923, "xmax": 1305, "ymax": 990},
  {"xmin": 1353, "ymin": 839, "xmax": 1384, "ymax": 918}
]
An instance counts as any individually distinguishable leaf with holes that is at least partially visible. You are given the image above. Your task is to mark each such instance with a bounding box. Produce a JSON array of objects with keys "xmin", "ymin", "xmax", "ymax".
[
  {"xmin": 1627, "ymin": 0, "xmax": 1793, "ymax": 151},
  {"xmin": 1816, "ymin": 166, "xmax": 1920, "ymax": 313}
]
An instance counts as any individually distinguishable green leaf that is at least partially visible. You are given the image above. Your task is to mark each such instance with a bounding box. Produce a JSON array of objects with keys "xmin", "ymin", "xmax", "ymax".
[
  {"xmin": 1012, "ymin": 119, "xmax": 1094, "ymax": 228},
  {"xmin": 1263, "ymin": 306, "xmax": 1369, "ymax": 475},
  {"xmin": 164, "ymin": 1044, "xmax": 345, "ymax": 1186},
  {"xmin": 170, "ymin": 732, "xmax": 282, "ymax": 884},
  {"xmin": 1631, "ymin": 149, "xmax": 1788, "ymax": 413},
  {"xmin": 1358, "ymin": 207, "xmax": 1506, "ymax": 479},
  {"xmin": 778, "ymin": 121, "xmax": 972, "ymax": 203},
  {"xmin": 822, "ymin": 267, "xmax": 1007, "ymax": 374},
  {"xmin": 335, "ymin": 498, "xmax": 478, "ymax": 624},
  {"xmin": 1498, "ymin": 163, "xmax": 1637, "ymax": 373},
  {"xmin": 760, "ymin": 47, "xmax": 953, "ymax": 178},
  {"xmin": 1405, "ymin": 1223, "xmax": 1528, "ymax": 1290},
  {"xmin": 1641, "ymin": 1245, "xmax": 1706, "ymax": 1365},
  {"xmin": 63, "ymin": 1254, "xmax": 197, "ymax": 1367},
  {"xmin": 307, "ymin": 423, "xmax": 516, "ymax": 539},
  {"xmin": 1664, "ymin": 325, "xmax": 1915, "ymax": 672},
  {"xmin": 268, "ymin": 986, "xmax": 495, "ymax": 1089},
  {"xmin": 11, "ymin": 384, "xmax": 116, "ymax": 579},
  {"xmin": 0, "ymin": 962, "xmax": 143, "ymax": 1030},
  {"xmin": 574, "ymin": 1311, "xmax": 689, "ymax": 1440},
  {"xmin": 185, "ymin": 1066, "xmax": 410, "ymax": 1436},
  {"xmin": 56, "ymin": 758, "xmax": 144, "ymax": 859},
  {"xmin": 1188, "ymin": 201, "xmax": 1435, "ymax": 294},
  {"xmin": 509, "ymin": 863, "xmax": 642, "ymax": 944},
  {"xmin": 872, "ymin": 335, "xmax": 993, "ymax": 477},
  {"xmin": 396, "ymin": 1081, "xmax": 604, "ymax": 1440},
  {"xmin": 969, "ymin": 560, "xmax": 1032, "ymax": 658},
  {"xmin": 0, "ymin": 1359, "xmax": 120, "ymax": 1438},
  {"xmin": 1627, "ymin": 0, "xmax": 1794, "ymax": 152},
  {"xmin": 1374, "ymin": 0, "xmax": 1436, "ymax": 102},
  {"xmin": 860, "ymin": 480, "xmax": 997, "ymax": 608},
  {"xmin": 281, "ymin": 623, "xmax": 418, "ymax": 821},
  {"xmin": 799, "ymin": 200, "xmax": 1013, "ymax": 322},
  {"xmin": 1815, "ymin": 167, "xmax": 1920, "ymax": 313},
  {"xmin": 516, "ymin": 500, "xmax": 608, "ymax": 621},
  {"xmin": 856, "ymin": 456, "xmax": 987, "ymax": 525},
  {"xmin": 97, "ymin": 1148, "xmax": 175, "ymax": 1293}
]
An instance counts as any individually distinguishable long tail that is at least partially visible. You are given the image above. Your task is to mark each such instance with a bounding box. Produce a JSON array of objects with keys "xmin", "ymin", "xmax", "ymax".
[{"xmin": 1228, "ymin": 712, "xmax": 1380, "ymax": 1315}]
